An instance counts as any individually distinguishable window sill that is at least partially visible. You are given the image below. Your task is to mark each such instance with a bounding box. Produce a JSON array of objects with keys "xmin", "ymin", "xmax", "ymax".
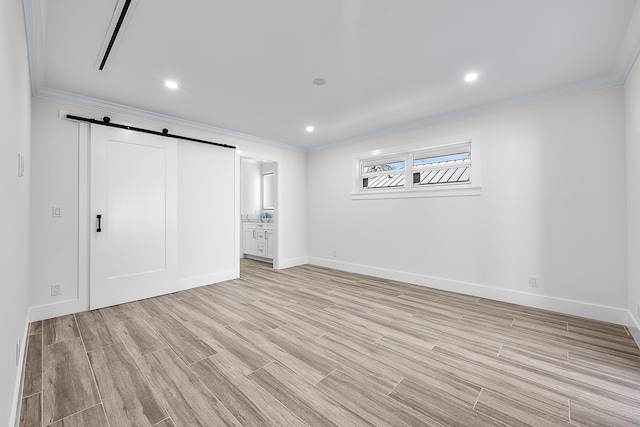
[{"xmin": 352, "ymin": 185, "xmax": 482, "ymax": 200}]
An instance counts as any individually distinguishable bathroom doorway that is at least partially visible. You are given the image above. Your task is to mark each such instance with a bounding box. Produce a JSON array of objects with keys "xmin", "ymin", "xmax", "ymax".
[{"xmin": 240, "ymin": 157, "xmax": 277, "ymax": 267}]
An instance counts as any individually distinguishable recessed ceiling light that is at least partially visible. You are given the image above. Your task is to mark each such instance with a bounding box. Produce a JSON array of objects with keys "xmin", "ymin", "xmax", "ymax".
[
  {"xmin": 464, "ymin": 73, "xmax": 478, "ymax": 82},
  {"xmin": 305, "ymin": 125, "xmax": 315, "ymax": 133},
  {"xmin": 313, "ymin": 78, "xmax": 326, "ymax": 86},
  {"xmin": 165, "ymin": 80, "xmax": 178, "ymax": 89}
]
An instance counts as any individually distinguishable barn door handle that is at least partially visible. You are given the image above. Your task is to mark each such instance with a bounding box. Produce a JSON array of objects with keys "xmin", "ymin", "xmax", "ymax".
[{"xmin": 96, "ymin": 215, "xmax": 102, "ymax": 232}]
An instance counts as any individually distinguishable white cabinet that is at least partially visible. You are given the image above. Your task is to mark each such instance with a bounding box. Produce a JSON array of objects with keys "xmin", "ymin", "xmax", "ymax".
[
  {"xmin": 266, "ymin": 229, "xmax": 275, "ymax": 258},
  {"xmin": 242, "ymin": 222, "xmax": 274, "ymax": 259},
  {"xmin": 243, "ymin": 229, "xmax": 257, "ymax": 255}
]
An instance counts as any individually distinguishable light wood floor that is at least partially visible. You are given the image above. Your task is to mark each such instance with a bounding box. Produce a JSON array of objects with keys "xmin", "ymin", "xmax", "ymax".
[{"xmin": 19, "ymin": 259, "xmax": 640, "ymax": 426}]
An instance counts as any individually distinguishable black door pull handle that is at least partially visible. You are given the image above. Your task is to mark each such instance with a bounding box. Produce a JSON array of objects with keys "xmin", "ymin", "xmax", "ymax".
[{"xmin": 97, "ymin": 215, "xmax": 102, "ymax": 232}]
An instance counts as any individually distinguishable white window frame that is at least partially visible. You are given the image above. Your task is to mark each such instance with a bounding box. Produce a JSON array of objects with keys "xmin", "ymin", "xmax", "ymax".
[
  {"xmin": 360, "ymin": 154, "xmax": 406, "ymax": 191},
  {"xmin": 352, "ymin": 133, "xmax": 482, "ymax": 200}
]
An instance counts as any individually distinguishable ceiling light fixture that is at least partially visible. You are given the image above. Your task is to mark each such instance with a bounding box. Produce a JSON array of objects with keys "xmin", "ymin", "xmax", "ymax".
[
  {"xmin": 165, "ymin": 80, "xmax": 178, "ymax": 89},
  {"xmin": 313, "ymin": 78, "xmax": 326, "ymax": 86},
  {"xmin": 305, "ymin": 125, "xmax": 315, "ymax": 133},
  {"xmin": 464, "ymin": 72, "xmax": 478, "ymax": 82}
]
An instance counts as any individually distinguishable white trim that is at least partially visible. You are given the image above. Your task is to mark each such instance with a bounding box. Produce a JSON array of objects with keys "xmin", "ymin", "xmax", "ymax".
[
  {"xmin": 243, "ymin": 254, "xmax": 275, "ymax": 264},
  {"xmin": 309, "ymin": 78, "xmax": 625, "ymax": 153},
  {"xmin": 178, "ymin": 271, "xmax": 238, "ymax": 291},
  {"xmin": 611, "ymin": 1, "xmax": 640, "ymax": 82},
  {"xmin": 22, "ymin": 0, "xmax": 47, "ymax": 93},
  {"xmin": 307, "ymin": 257, "xmax": 628, "ymax": 325},
  {"xmin": 9, "ymin": 311, "xmax": 30, "ymax": 427},
  {"xmin": 234, "ymin": 153, "xmax": 242, "ymax": 277},
  {"xmin": 628, "ymin": 311, "xmax": 640, "ymax": 350},
  {"xmin": 36, "ymin": 87, "xmax": 303, "ymax": 152},
  {"xmin": 352, "ymin": 134, "xmax": 481, "ymax": 199},
  {"xmin": 30, "ymin": 269, "xmax": 238, "ymax": 321},
  {"xmin": 238, "ymin": 155, "xmax": 280, "ymax": 269},
  {"xmin": 77, "ymin": 122, "xmax": 90, "ymax": 312},
  {"xmin": 276, "ymin": 256, "xmax": 309, "ymax": 270},
  {"xmin": 353, "ymin": 185, "xmax": 482, "ymax": 200},
  {"xmin": 30, "ymin": 298, "xmax": 83, "ymax": 322}
]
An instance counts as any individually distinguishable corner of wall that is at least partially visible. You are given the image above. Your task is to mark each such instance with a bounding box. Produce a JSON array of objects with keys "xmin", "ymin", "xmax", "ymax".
[
  {"xmin": 9, "ymin": 311, "xmax": 32, "ymax": 427},
  {"xmin": 628, "ymin": 311, "xmax": 640, "ymax": 350},
  {"xmin": 29, "ymin": 299, "xmax": 84, "ymax": 322},
  {"xmin": 277, "ymin": 256, "xmax": 309, "ymax": 270},
  {"xmin": 625, "ymin": 47, "xmax": 640, "ymax": 351}
]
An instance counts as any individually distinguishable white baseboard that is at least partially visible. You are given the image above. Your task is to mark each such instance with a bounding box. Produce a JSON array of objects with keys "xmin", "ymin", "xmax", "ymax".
[
  {"xmin": 277, "ymin": 256, "xmax": 308, "ymax": 270},
  {"xmin": 30, "ymin": 269, "xmax": 240, "ymax": 322},
  {"xmin": 178, "ymin": 270, "xmax": 238, "ymax": 291},
  {"xmin": 308, "ymin": 257, "xmax": 627, "ymax": 325},
  {"xmin": 10, "ymin": 310, "xmax": 31, "ymax": 427},
  {"xmin": 628, "ymin": 311, "xmax": 640, "ymax": 350},
  {"xmin": 30, "ymin": 298, "xmax": 84, "ymax": 322}
]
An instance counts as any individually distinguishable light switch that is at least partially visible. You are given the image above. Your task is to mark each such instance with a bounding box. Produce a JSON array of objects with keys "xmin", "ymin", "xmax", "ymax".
[{"xmin": 52, "ymin": 207, "xmax": 62, "ymax": 218}]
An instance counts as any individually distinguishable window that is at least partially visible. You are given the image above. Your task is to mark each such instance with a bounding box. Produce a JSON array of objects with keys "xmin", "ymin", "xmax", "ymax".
[
  {"xmin": 361, "ymin": 157, "xmax": 405, "ymax": 190},
  {"xmin": 411, "ymin": 141, "xmax": 471, "ymax": 187},
  {"xmin": 352, "ymin": 136, "xmax": 481, "ymax": 199}
]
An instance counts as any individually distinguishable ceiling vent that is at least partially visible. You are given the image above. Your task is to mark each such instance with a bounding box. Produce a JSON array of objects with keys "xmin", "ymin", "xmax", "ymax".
[{"xmin": 95, "ymin": 0, "xmax": 137, "ymax": 71}]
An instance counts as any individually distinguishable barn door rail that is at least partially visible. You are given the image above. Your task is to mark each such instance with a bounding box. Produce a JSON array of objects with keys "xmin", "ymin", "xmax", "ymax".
[{"xmin": 66, "ymin": 114, "xmax": 236, "ymax": 149}]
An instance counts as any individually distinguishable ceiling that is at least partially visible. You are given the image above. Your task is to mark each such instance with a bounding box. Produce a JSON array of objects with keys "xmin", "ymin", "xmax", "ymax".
[{"xmin": 24, "ymin": 0, "xmax": 640, "ymax": 150}]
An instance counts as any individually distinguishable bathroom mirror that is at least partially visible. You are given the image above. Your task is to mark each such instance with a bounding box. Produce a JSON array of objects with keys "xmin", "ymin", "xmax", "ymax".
[{"xmin": 263, "ymin": 173, "xmax": 274, "ymax": 210}]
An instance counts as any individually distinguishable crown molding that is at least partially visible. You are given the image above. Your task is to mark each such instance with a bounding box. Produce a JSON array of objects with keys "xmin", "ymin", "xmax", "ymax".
[
  {"xmin": 611, "ymin": 0, "xmax": 640, "ymax": 82},
  {"xmin": 22, "ymin": 0, "xmax": 47, "ymax": 92},
  {"xmin": 33, "ymin": 87, "xmax": 305, "ymax": 152},
  {"xmin": 310, "ymin": 71, "xmax": 624, "ymax": 152}
]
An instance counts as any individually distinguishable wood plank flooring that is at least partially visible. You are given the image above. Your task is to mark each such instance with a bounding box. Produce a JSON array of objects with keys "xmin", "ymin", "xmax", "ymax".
[{"xmin": 19, "ymin": 259, "xmax": 640, "ymax": 426}]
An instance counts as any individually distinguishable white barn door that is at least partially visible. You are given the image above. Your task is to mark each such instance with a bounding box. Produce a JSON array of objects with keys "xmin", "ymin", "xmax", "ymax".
[{"xmin": 90, "ymin": 125, "xmax": 178, "ymax": 309}]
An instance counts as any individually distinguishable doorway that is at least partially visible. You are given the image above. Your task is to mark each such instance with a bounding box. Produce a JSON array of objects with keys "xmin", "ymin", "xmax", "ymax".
[{"xmin": 240, "ymin": 157, "xmax": 277, "ymax": 268}]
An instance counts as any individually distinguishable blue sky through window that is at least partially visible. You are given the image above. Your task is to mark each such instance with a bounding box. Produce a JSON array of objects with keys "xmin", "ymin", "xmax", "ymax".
[{"xmin": 414, "ymin": 152, "xmax": 469, "ymax": 166}]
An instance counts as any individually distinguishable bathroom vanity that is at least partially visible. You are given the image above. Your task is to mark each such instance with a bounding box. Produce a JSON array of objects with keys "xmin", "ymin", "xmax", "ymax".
[{"xmin": 242, "ymin": 222, "xmax": 274, "ymax": 259}]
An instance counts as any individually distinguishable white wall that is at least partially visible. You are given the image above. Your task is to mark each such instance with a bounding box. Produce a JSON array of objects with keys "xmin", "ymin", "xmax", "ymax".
[
  {"xmin": 30, "ymin": 97, "xmax": 308, "ymax": 319},
  {"xmin": 0, "ymin": 0, "xmax": 32, "ymax": 424},
  {"xmin": 308, "ymin": 86, "xmax": 628, "ymax": 323},
  {"xmin": 625, "ymin": 57, "xmax": 640, "ymax": 343}
]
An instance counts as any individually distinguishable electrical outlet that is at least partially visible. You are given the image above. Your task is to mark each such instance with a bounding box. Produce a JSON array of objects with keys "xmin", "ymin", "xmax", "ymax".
[
  {"xmin": 51, "ymin": 283, "xmax": 61, "ymax": 296},
  {"xmin": 333, "ymin": 250, "xmax": 337, "ymax": 258},
  {"xmin": 529, "ymin": 276, "xmax": 539, "ymax": 288},
  {"xmin": 15, "ymin": 337, "xmax": 20, "ymax": 366}
]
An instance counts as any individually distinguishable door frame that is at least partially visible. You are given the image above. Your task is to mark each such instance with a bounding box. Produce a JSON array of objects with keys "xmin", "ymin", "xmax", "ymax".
[{"xmin": 238, "ymin": 154, "xmax": 279, "ymax": 269}]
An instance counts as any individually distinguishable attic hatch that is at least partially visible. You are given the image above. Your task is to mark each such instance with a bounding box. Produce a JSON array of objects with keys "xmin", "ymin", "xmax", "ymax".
[{"xmin": 95, "ymin": 0, "xmax": 138, "ymax": 71}]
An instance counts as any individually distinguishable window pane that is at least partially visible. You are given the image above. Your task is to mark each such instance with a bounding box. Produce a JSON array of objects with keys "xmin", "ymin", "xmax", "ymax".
[
  {"xmin": 414, "ymin": 152, "xmax": 470, "ymax": 167},
  {"xmin": 363, "ymin": 173, "xmax": 405, "ymax": 189},
  {"xmin": 363, "ymin": 159, "xmax": 405, "ymax": 174},
  {"xmin": 415, "ymin": 166, "xmax": 470, "ymax": 185}
]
